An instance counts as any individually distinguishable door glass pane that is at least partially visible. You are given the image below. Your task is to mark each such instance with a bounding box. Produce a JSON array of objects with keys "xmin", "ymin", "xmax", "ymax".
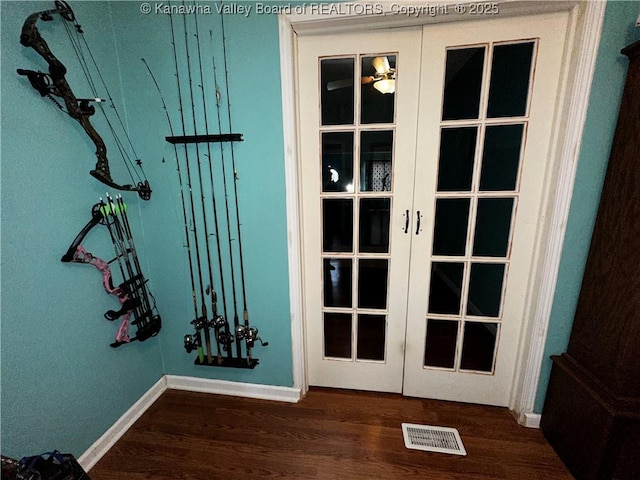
[
  {"xmin": 479, "ymin": 124, "xmax": 524, "ymax": 191},
  {"xmin": 359, "ymin": 198, "xmax": 391, "ymax": 253},
  {"xmin": 487, "ymin": 42, "xmax": 535, "ymax": 118},
  {"xmin": 322, "ymin": 132, "xmax": 354, "ymax": 193},
  {"xmin": 442, "ymin": 47, "xmax": 485, "ymax": 121},
  {"xmin": 361, "ymin": 55, "xmax": 396, "ymax": 124},
  {"xmin": 358, "ymin": 259, "xmax": 388, "ymax": 309},
  {"xmin": 321, "ymin": 58, "xmax": 354, "ymax": 125},
  {"xmin": 467, "ymin": 263, "xmax": 506, "ymax": 317},
  {"xmin": 323, "ymin": 258, "xmax": 352, "ymax": 308},
  {"xmin": 428, "ymin": 262, "xmax": 464, "ymax": 315},
  {"xmin": 432, "ymin": 198, "xmax": 470, "ymax": 256},
  {"xmin": 424, "ymin": 319, "xmax": 459, "ymax": 369},
  {"xmin": 360, "ymin": 130, "xmax": 393, "ymax": 192},
  {"xmin": 472, "ymin": 198, "xmax": 514, "ymax": 257},
  {"xmin": 460, "ymin": 322, "xmax": 498, "ymax": 372},
  {"xmin": 324, "ymin": 313, "xmax": 352, "ymax": 358},
  {"xmin": 322, "ymin": 199, "xmax": 353, "ymax": 252},
  {"xmin": 437, "ymin": 127, "xmax": 478, "ymax": 192},
  {"xmin": 357, "ymin": 314, "xmax": 386, "ymax": 361}
]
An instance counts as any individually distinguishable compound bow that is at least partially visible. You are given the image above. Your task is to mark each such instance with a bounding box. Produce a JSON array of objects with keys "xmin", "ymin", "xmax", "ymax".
[
  {"xmin": 62, "ymin": 197, "xmax": 161, "ymax": 347},
  {"xmin": 17, "ymin": 1, "xmax": 152, "ymax": 200}
]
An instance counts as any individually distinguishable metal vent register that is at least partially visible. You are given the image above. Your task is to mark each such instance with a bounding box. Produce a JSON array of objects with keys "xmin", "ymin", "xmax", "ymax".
[{"xmin": 401, "ymin": 423, "xmax": 467, "ymax": 456}]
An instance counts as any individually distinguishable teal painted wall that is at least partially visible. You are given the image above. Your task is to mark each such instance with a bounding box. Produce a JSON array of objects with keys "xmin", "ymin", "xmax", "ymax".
[
  {"xmin": 1, "ymin": 0, "xmax": 638, "ymax": 460},
  {"xmin": 106, "ymin": 1, "xmax": 293, "ymax": 385},
  {"xmin": 534, "ymin": 0, "xmax": 640, "ymax": 413},
  {"xmin": 0, "ymin": 1, "xmax": 164, "ymax": 458}
]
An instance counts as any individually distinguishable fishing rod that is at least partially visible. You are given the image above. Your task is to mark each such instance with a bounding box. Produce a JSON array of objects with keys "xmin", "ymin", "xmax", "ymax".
[
  {"xmin": 204, "ymin": 30, "xmax": 239, "ymax": 361},
  {"xmin": 219, "ymin": 14, "xmax": 267, "ymax": 359},
  {"xmin": 168, "ymin": 6, "xmax": 207, "ymax": 363},
  {"xmin": 193, "ymin": 8, "xmax": 233, "ymax": 362},
  {"xmin": 156, "ymin": 6, "xmax": 266, "ymax": 367},
  {"xmin": 182, "ymin": 7, "xmax": 214, "ymax": 365},
  {"xmin": 210, "ymin": 22, "xmax": 243, "ymax": 361},
  {"xmin": 141, "ymin": 57, "xmax": 204, "ymax": 362}
]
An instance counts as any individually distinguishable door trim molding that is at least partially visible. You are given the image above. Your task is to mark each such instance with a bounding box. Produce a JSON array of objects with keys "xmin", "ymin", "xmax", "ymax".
[
  {"xmin": 523, "ymin": 413, "xmax": 542, "ymax": 429},
  {"xmin": 279, "ymin": 0, "xmax": 607, "ymax": 419},
  {"xmin": 511, "ymin": 0, "xmax": 607, "ymax": 420},
  {"xmin": 279, "ymin": 14, "xmax": 308, "ymax": 394}
]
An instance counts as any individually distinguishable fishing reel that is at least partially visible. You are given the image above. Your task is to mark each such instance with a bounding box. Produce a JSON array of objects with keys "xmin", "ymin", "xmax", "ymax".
[
  {"xmin": 183, "ymin": 333, "xmax": 200, "ymax": 353},
  {"xmin": 235, "ymin": 325, "xmax": 268, "ymax": 349},
  {"xmin": 211, "ymin": 314, "xmax": 227, "ymax": 331},
  {"xmin": 211, "ymin": 314, "xmax": 235, "ymax": 352},
  {"xmin": 191, "ymin": 316, "xmax": 207, "ymax": 330},
  {"xmin": 184, "ymin": 316, "xmax": 207, "ymax": 353},
  {"xmin": 216, "ymin": 330, "xmax": 234, "ymax": 352}
]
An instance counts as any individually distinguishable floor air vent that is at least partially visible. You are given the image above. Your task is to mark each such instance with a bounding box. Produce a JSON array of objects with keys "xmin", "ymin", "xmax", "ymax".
[{"xmin": 401, "ymin": 423, "xmax": 467, "ymax": 456}]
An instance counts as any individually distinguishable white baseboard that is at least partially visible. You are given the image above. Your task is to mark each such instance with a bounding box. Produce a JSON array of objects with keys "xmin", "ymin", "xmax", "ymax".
[
  {"xmin": 78, "ymin": 376, "xmax": 167, "ymax": 472},
  {"xmin": 165, "ymin": 375, "xmax": 302, "ymax": 403},
  {"xmin": 522, "ymin": 413, "xmax": 541, "ymax": 429},
  {"xmin": 79, "ymin": 375, "xmax": 301, "ymax": 472}
]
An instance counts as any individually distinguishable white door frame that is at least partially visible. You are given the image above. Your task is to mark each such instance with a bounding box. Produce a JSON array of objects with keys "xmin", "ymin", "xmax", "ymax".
[{"xmin": 279, "ymin": 0, "xmax": 607, "ymax": 425}]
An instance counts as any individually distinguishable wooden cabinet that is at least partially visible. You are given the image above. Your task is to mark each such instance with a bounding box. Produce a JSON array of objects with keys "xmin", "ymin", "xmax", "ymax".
[{"xmin": 541, "ymin": 40, "xmax": 640, "ymax": 480}]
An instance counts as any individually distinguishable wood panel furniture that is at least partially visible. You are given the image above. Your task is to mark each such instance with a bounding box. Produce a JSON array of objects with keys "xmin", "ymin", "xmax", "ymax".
[{"xmin": 541, "ymin": 40, "xmax": 640, "ymax": 480}]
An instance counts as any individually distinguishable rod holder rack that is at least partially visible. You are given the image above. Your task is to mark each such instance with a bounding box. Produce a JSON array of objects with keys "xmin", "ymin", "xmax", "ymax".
[
  {"xmin": 165, "ymin": 133, "xmax": 243, "ymax": 144},
  {"xmin": 194, "ymin": 356, "xmax": 259, "ymax": 369}
]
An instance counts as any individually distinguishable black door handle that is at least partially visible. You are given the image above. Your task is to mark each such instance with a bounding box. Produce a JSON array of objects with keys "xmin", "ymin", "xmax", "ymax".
[
  {"xmin": 404, "ymin": 209, "xmax": 410, "ymax": 234},
  {"xmin": 416, "ymin": 211, "xmax": 422, "ymax": 235}
]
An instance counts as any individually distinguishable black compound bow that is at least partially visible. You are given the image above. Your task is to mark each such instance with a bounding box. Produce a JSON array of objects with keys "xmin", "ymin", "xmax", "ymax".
[{"xmin": 17, "ymin": 1, "xmax": 152, "ymax": 199}]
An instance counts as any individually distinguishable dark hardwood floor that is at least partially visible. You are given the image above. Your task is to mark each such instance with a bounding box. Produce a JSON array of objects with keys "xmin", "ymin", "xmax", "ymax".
[{"xmin": 90, "ymin": 388, "xmax": 573, "ymax": 479}]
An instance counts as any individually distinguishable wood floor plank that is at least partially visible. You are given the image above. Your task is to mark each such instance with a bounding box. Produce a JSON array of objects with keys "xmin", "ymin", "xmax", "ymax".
[{"xmin": 89, "ymin": 388, "xmax": 573, "ymax": 479}]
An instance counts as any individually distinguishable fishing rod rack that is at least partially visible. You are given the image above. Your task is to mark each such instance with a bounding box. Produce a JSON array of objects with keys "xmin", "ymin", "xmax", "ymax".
[
  {"xmin": 158, "ymin": 7, "xmax": 268, "ymax": 369},
  {"xmin": 166, "ymin": 133, "xmax": 243, "ymax": 144},
  {"xmin": 171, "ymin": 133, "xmax": 269, "ymax": 370}
]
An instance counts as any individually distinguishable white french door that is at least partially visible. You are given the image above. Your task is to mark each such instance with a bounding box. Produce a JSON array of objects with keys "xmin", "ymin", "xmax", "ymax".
[
  {"xmin": 298, "ymin": 12, "xmax": 570, "ymax": 405},
  {"xmin": 298, "ymin": 29, "xmax": 422, "ymax": 393}
]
